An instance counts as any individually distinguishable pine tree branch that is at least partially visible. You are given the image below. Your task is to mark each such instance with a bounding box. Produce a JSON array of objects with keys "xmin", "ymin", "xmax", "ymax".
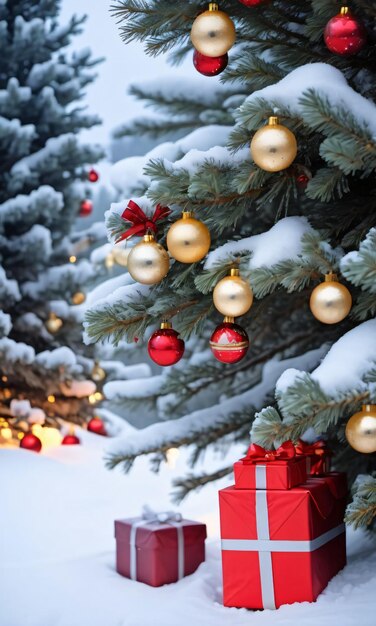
[{"xmin": 171, "ymin": 466, "xmax": 233, "ymax": 503}]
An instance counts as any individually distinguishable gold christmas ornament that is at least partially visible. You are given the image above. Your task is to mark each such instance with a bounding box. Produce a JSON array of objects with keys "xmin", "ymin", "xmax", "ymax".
[
  {"xmin": 345, "ymin": 404, "xmax": 376, "ymax": 454},
  {"xmin": 167, "ymin": 211, "xmax": 211, "ymax": 264},
  {"xmin": 250, "ymin": 116, "xmax": 297, "ymax": 172},
  {"xmin": 105, "ymin": 251, "xmax": 115, "ymax": 269},
  {"xmin": 45, "ymin": 312, "xmax": 63, "ymax": 334},
  {"xmin": 310, "ymin": 273, "xmax": 352, "ymax": 325},
  {"xmin": 91, "ymin": 361, "xmax": 106, "ymax": 382},
  {"xmin": 213, "ymin": 268, "xmax": 253, "ymax": 317},
  {"xmin": 191, "ymin": 3, "xmax": 236, "ymax": 57},
  {"xmin": 71, "ymin": 291, "xmax": 86, "ymax": 305},
  {"xmin": 127, "ymin": 233, "xmax": 169, "ymax": 285},
  {"xmin": 112, "ymin": 245, "xmax": 131, "ymax": 267}
]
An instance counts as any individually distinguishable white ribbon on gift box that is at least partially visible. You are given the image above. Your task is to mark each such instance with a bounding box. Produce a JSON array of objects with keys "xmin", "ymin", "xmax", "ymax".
[
  {"xmin": 129, "ymin": 507, "xmax": 184, "ymax": 582},
  {"xmin": 221, "ymin": 464, "xmax": 345, "ymax": 610}
]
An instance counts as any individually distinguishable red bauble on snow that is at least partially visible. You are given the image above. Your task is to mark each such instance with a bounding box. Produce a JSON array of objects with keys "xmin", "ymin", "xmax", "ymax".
[
  {"xmin": 20, "ymin": 433, "xmax": 42, "ymax": 453},
  {"xmin": 193, "ymin": 50, "xmax": 228, "ymax": 77},
  {"xmin": 148, "ymin": 322, "xmax": 185, "ymax": 367},
  {"xmin": 210, "ymin": 318, "xmax": 249, "ymax": 364},
  {"xmin": 61, "ymin": 434, "xmax": 81, "ymax": 445},
  {"xmin": 324, "ymin": 7, "xmax": 366, "ymax": 56},
  {"xmin": 79, "ymin": 199, "xmax": 93, "ymax": 217},
  {"xmin": 87, "ymin": 417, "xmax": 107, "ymax": 436},
  {"xmin": 88, "ymin": 168, "xmax": 99, "ymax": 183}
]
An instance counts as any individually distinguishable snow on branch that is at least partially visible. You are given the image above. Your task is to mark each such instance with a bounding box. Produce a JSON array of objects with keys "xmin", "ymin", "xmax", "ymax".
[
  {"xmin": 341, "ymin": 228, "xmax": 376, "ymax": 294},
  {"xmin": 109, "ymin": 124, "xmax": 235, "ymax": 199},
  {"xmin": 22, "ymin": 260, "xmax": 96, "ymax": 300},
  {"xmin": 101, "ymin": 360, "xmax": 151, "ymax": 382},
  {"xmin": 231, "ymin": 63, "xmax": 376, "ymax": 182},
  {"xmin": 0, "ymin": 266, "xmax": 21, "ymax": 305},
  {"xmin": 104, "ymin": 374, "xmax": 164, "ymax": 403},
  {"xmin": 252, "ymin": 320, "xmax": 376, "ymax": 447},
  {"xmin": 235, "ymin": 63, "xmax": 376, "ymax": 137},
  {"xmin": 105, "ymin": 346, "xmax": 326, "ymax": 469},
  {"xmin": 0, "ymin": 338, "xmax": 35, "ymax": 364},
  {"xmin": 0, "ymin": 186, "xmax": 64, "ymax": 231},
  {"xmin": 198, "ymin": 218, "xmax": 340, "ymax": 298},
  {"xmin": 204, "ymin": 216, "xmax": 312, "ymax": 270}
]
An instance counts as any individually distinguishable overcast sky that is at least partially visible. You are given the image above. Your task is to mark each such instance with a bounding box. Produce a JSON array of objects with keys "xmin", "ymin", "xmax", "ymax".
[{"xmin": 60, "ymin": 0, "xmax": 188, "ymax": 145}]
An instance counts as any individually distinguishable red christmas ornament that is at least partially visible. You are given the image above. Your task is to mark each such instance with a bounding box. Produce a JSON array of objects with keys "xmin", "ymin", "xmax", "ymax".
[
  {"xmin": 88, "ymin": 168, "xmax": 99, "ymax": 183},
  {"xmin": 296, "ymin": 173, "xmax": 309, "ymax": 190},
  {"xmin": 238, "ymin": 0, "xmax": 268, "ymax": 6},
  {"xmin": 20, "ymin": 433, "xmax": 42, "ymax": 453},
  {"xmin": 79, "ymin": 199, "xmax": 93, "ymax": 217},
  {"xmin": 87, "ymin": 417, "xmax": 107, "ymax": 436},
  {"xmin": 210, "ymin": 318, "xmax": 249, "ymax": 364},
  {"xmin": 148, "ymin": 322, "xmax": 185, "ymax": 367},
  {"xmin": 61, "ymin": 434, "xmax": 81, "ymax": 445},
  {"xmin": 324, "ymin": 7, "xmax": 366, "ymax": 56},
  {"xmin": 193, "ymin": 50, "xmax": 228, "ymax": 77}
]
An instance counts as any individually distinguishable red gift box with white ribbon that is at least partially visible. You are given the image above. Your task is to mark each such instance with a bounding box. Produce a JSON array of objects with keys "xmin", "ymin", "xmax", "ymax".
[
  {"xmin": 234, "ymin": 441, "xmax": 307, "ymax": 490},
  {"xmin": 219, "ymin": 455, "xmax": 347, "ymax": 609},
  {"xmin": 115, "ymin": 509, "xmax": 206, "ymax": 587}
]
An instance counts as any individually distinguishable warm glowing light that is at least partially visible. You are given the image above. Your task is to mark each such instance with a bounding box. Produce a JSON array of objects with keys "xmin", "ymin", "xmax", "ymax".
[
  {"xmin": 0, "ymin": 427, "xmax": 12, "ymax": 440},
  {"xmin": 18, "ymin": 432, "xmax": 24, "ymax": 440},
  {"xmin": 69, "ymin": 255, "xmax": 77, "ymax": 263},
  {"xmin": 47, "ymin": 395, "xmax": 56, "ymax": 403},
  {"xmin": 105, "ymin": 252, "xmax": 115, "ymax": 269},
  {"xmin": 2, "ymin": 375, "xmax": 8, "ymax": 382},
  {"xmin": 32, "ymin": 425, "xmax": 62, "ymax": 447},
  {"xmin": 3, "ymin": 389, "xmax": 12, "ymax": 399},
  {"xmin": 166, "ymin": 447, "xmax": 180, "ymax": 469},
  {"xmin": 88, "ymin": 391, "xmax": 104, "ymax": 404}
]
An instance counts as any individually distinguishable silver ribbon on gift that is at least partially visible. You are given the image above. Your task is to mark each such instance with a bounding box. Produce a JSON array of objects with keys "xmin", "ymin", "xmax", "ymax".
[
  {"xmin": 129, "ymin": 506, "xmax": 184, "ymax": 582},
  {"xmin": 221, "ymin": 464, "xmax": 345, "ymax": 610}
]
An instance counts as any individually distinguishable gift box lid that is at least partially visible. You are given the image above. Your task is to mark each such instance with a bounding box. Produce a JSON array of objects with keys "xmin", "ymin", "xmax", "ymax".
[{"xmin": 115, "ymin": 517, "xmax": 207, "ymax": 549}]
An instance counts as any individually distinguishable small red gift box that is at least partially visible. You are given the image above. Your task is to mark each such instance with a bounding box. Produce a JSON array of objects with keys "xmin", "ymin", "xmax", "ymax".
[
  {"xmin": 234, "ymin": 441, "xmax": 307, "ymax": 490},
  {"xmin": 296, "ymin": 439, "xmax": 332, "ymax": 475},
  {"xmin": 115, "ymin": 512, "xmax": 206, "ymax": 587},
  {"xmin": 219, "ymin": 471, "xmax": 347, "ymax": 609}
]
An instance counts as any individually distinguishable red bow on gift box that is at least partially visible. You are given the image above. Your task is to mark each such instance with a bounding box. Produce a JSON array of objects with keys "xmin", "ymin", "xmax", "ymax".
[
  {"xmin": 296, "ymin": 439, "xmax": 331, "ymax": 474},
  {"xmin": 115, "ymin": 200, "xmax": 171, "ymax": 243},
  {"xmin": 244, "ymin": 441, "xmax": 296, "ymax": 463}
]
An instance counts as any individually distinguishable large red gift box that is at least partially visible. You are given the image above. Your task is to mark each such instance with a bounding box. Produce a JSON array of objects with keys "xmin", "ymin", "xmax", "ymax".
[
  {"xmin": 219, "ymin": 469, "xmax": 347, "ymax": 609},
  {"xmin": 234, "ymin": 442, "xmax": 307, "ymax": 490},
  {"xmin": 115, "ymin": 514, "xmax": 206, "ymax": 587}
]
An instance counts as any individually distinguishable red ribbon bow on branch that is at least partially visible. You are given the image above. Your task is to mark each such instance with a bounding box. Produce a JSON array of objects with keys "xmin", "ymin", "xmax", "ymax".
[
  {"xmin": 296, "ymin": 439, "xmax": 329, "ymax": 457},
  {"xmin": 296, "ymin": 439, "xmax": 331, "ymax": 474},
  {"xmin": 116, "ymin": 200, "xmax": 171, "ymax": 243},
  {"xmin": 244, "ymin": 441, "xmax": 296, "ymax": 464}
]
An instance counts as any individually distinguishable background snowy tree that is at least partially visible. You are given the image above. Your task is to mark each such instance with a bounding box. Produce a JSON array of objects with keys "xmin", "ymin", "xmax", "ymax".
[
  {"xmin": 0, "ymin": 0, "xmax": 109, "ymax": 440},
  {"xmin": 85, "ymin": 1, "xmax": 376, "ymax": 529}
]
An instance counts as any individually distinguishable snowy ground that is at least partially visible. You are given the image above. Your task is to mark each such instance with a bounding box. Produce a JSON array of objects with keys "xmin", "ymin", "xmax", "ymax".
[{"xmin": 1, "ymin": 429, "xmax": 376, "ymax": 626}]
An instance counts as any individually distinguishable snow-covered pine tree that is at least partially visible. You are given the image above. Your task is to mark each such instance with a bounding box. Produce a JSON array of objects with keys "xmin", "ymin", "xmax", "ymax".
[
  {"xmin": 0, "ymin": 0, "xmax": 106, "ymax": 439},
  {"xmin": 86, "ymin": 1, "xmax": 376, "ymax": 529}
]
